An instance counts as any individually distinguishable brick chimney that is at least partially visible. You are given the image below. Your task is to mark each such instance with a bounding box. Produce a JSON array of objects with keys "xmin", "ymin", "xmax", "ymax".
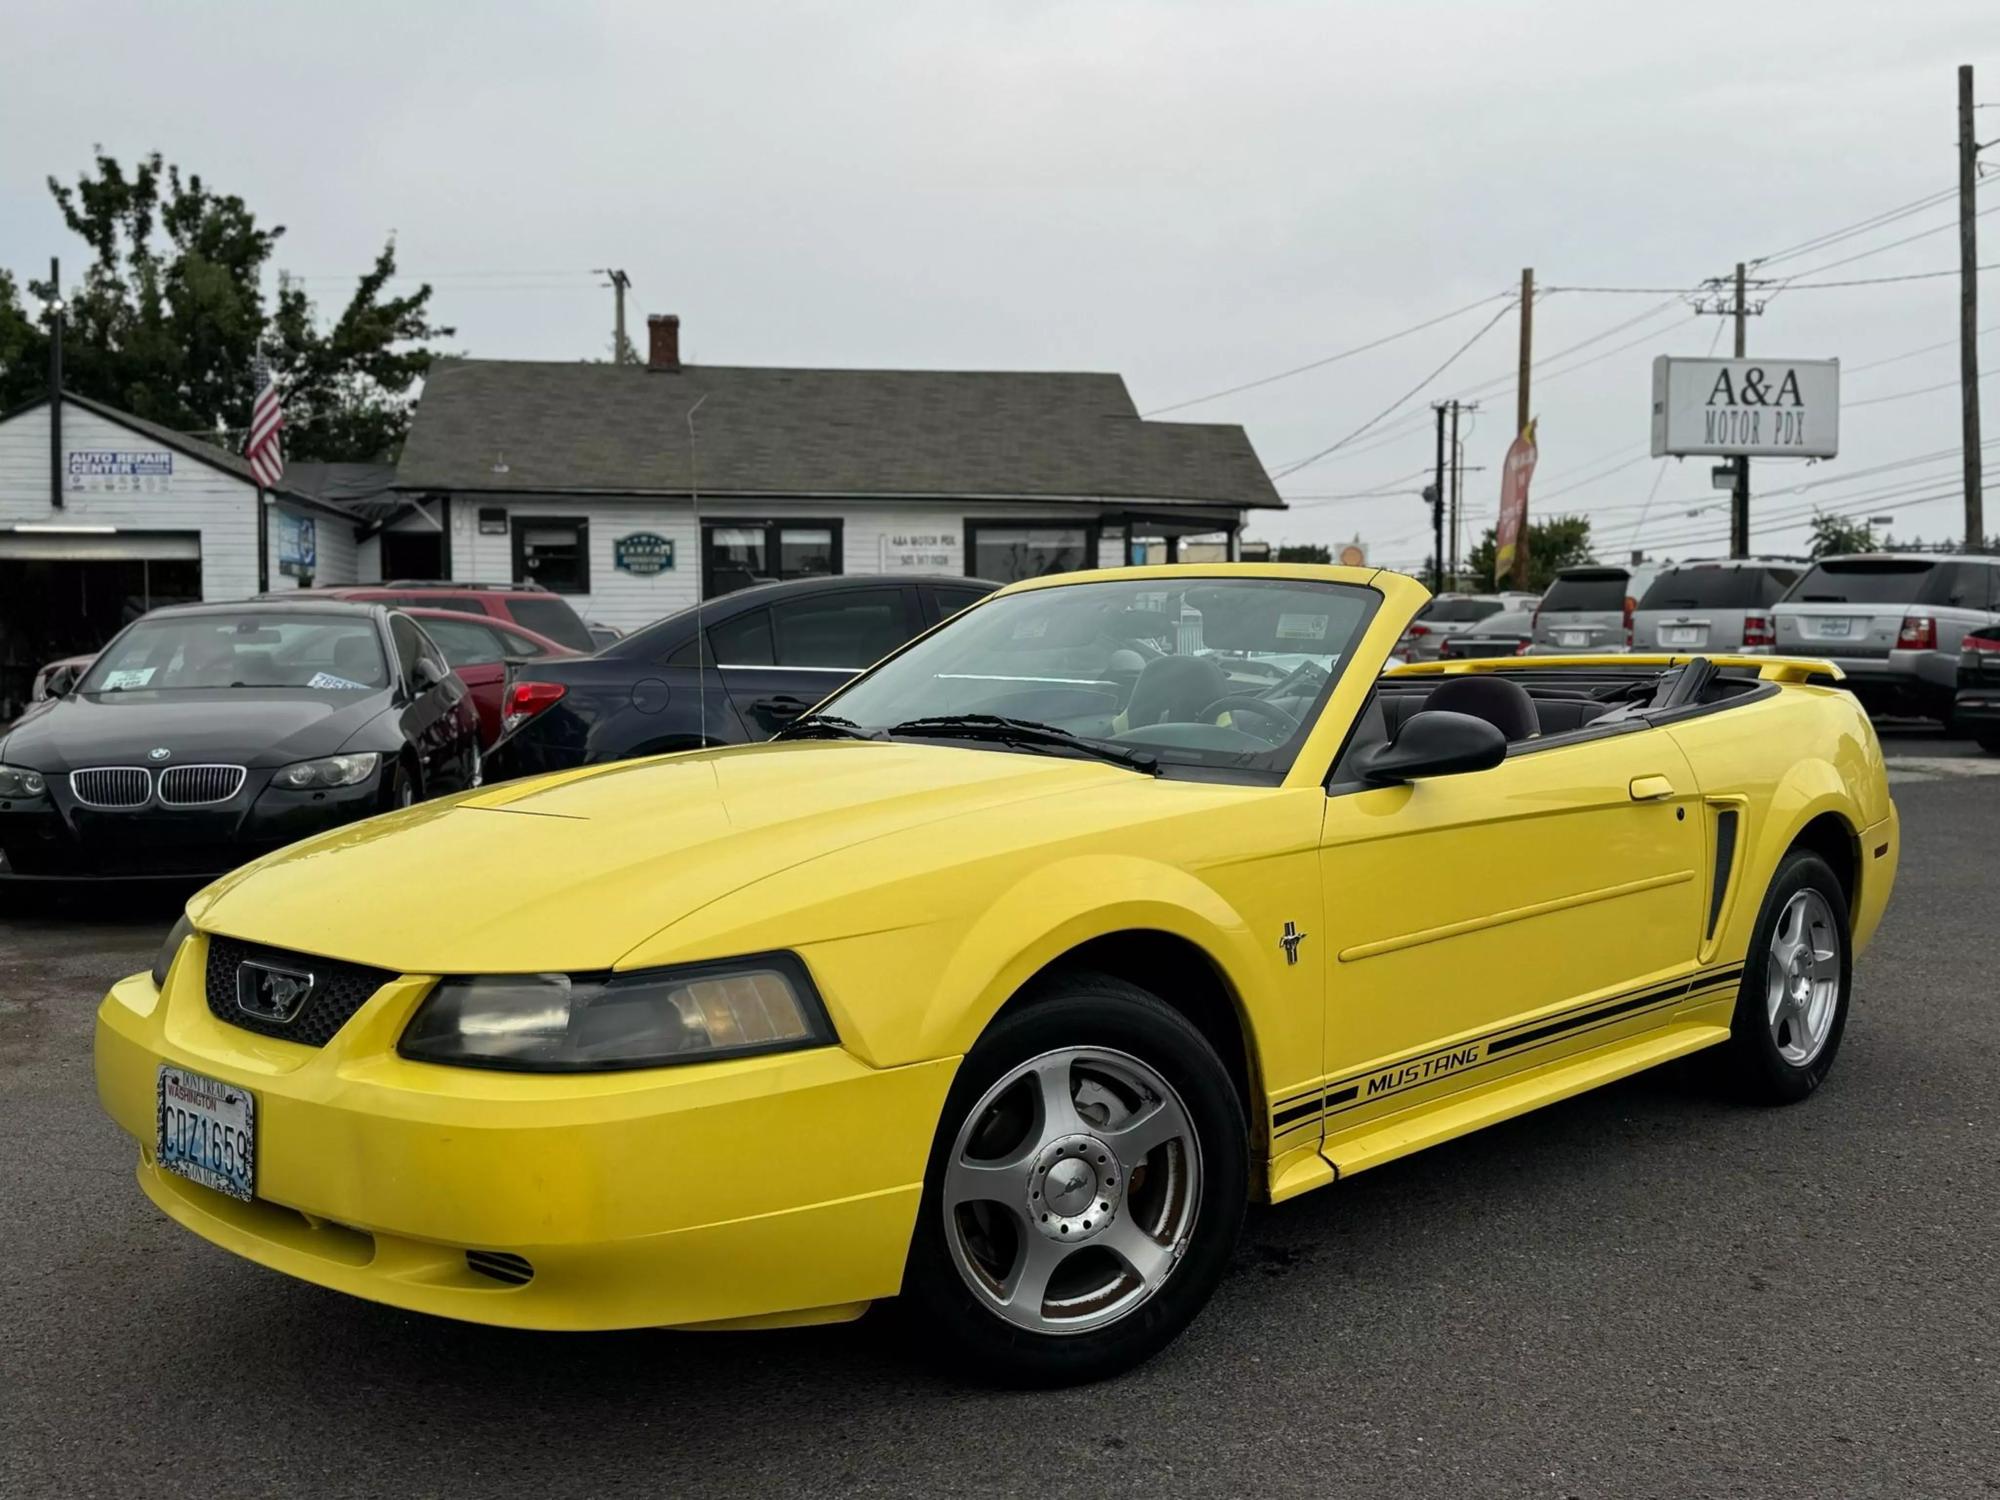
[{"xmin": 646, "ymin": 314, "xmax": 681, "ymax": 372}]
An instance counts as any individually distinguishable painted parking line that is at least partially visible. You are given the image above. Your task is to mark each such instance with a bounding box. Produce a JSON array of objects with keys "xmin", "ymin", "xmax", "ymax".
[{"xmin": 1885, "ymin": 756, "xmax": 2000, "ymax": 784}]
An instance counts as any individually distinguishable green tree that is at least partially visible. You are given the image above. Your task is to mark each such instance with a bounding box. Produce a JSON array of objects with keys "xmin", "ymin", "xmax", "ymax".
[
  {"xmin": 1808, "ymin": 513, "xmax": 1876, "ymax": 558},
  {"xmin": 0, "ymin": 152, "xmax": 452, "ymax": 461},
  {"xmin": 1464, "ymin": 514, "xmax": 1594, "ymax": 591},
  {"xmin": 1275, "ymin": 542, "xmax": 1333, "ymax": 564}
]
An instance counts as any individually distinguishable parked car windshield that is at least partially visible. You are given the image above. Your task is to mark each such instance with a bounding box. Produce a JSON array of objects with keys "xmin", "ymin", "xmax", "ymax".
[
  {"xmin": 1640, "ymin": 567, "xmax": 1787, "ymax": 610},
  {"xmin": 1540, "ymin": 572, "xmax": 1629, "ymax": 611},
  {"xmin": 1788, "ymin": 559, "xmax": 1942, "ymax": 605},
  {"xmin": 814, "ymin": 576, "xmax": 1379, "ymax": 776},
  {"xmin": 1417, "ymin": 597, "xmax": 1506, "ymax": 623},
  {"xmin": 78, "ymin": 613, "xmax": 391, "ymax": 694}
]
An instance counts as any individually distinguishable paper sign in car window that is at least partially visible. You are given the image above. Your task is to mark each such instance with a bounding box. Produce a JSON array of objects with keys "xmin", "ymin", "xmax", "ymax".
[
  {"xmin": 1011, "ymin": 616, "xmax": 1051, "ymax": 639},
  {"xmin": 1275, "ymin": 613, "xmax": 1331, "ymax": 642},
  {"xmin": 305, "ymin": 671, "xmax": 369, "ymax": 690},
  {"xmin": 102, "ymin": 668, "xmax": 156, "ymax": 689}
]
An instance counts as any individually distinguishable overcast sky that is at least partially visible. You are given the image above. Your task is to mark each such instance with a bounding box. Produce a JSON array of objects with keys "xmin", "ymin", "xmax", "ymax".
[{"xmin": 2, "ymin": 1, "xmax": 1991, "ymax": 568}]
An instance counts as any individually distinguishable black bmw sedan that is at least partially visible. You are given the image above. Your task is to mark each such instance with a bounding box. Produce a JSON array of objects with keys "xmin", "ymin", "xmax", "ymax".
[
  {"xmin": 0, "ymin": 601, "xmax": 480, "ymax": 881},
  {"xmin": 487, "ymin": 573, "xmax": 995, "ymax": 780}
]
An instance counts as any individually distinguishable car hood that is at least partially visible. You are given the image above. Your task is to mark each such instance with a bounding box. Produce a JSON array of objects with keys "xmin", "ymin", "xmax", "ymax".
[
  {"xmin": 190, "ymin": 740, "xmax": 1132, "ymax": 973},
  {"xmin": 0, "ymin": 689, "xmax": 396, "ymax": 773}
]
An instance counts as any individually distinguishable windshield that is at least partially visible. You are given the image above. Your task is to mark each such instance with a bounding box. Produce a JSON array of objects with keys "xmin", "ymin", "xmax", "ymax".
[
  {"xmin": 1417, "ymin": 598, "xmax": 1506, "ymax": 624},
  {"xmin": 811, "ymin": 576, "xmax": 1379, "ymax": 776},
  {"xmin": 1639, "ymin": 567, "xmax": 1789, "ymax": 610},
  {"xmin": 1541, "ymin": 573, "xmax": 1629, "ymax": 612},
  {"xmin": 79, "ymin": 613, "xmax": 390, "ymax": 693},
  {"xmin": 1788, "ymin": 559, "xmax": 1941, "ymax": 605}
]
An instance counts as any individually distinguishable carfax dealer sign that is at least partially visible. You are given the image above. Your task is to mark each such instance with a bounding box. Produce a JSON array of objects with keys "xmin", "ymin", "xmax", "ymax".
[{"xmin": 1650, "ymin": 356, "xmax": 1839, "ymax": 459}]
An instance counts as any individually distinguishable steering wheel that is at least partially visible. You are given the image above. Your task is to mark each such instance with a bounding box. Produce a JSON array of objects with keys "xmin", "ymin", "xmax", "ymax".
[{"xmin": 1200, "ymin": 695, "xmax": 1299, "ymax": 740}]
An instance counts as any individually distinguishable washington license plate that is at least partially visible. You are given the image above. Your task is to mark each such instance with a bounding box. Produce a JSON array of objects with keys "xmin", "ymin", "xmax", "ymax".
[
  {"xmin": 157, "ymin": 1066, "xmax": 255, "ymax": 1201},
  {"xmin": 1811, "ymin": 617, "xmax": 1854, "ymax": 638},
  {"xmin": 1660, "ymin": 625, "xmax": 1702, "ymax": 647},
  {"xmin": 1556, "ymin": 630, "xmax": 1590, "ymax": 648}
]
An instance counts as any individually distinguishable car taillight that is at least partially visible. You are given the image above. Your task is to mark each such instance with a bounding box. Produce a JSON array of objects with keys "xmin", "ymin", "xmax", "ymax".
[
  {"xmin": 1743, "ymin": 611, "xmax": 1775, "ymax": 649},
  {"xmin": 503, "ymin": 680, "xmax": 566, "ymax": 732},
  {"xmin": 1897, "ymin": 614, "xmax": 1937, "ymax": 650},
  {"xmin": 1965, "ymin": 632, "xmax": 2000, "ymax": 654},
  {"xmin": 1408, "ymin": 624, "xmax": 1430, "ymax": 637},
  {"xmin": 1513, "ymin": 639, "xmax": 1532, "ymax": 656},
  {"xmin": 1623, "ymin": 595, "xmax": 1636, "ymax": 649}
]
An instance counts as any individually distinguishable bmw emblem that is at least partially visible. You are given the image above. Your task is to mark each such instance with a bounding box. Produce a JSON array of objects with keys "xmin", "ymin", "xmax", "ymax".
[{"xmin": 147, "ymin": 747, "xmax": 172, "ymax": 762}]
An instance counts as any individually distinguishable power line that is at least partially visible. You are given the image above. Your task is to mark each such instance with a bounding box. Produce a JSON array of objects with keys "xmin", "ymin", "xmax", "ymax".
[
  {"xmin": 1750, "ymin": 185, "xmax": 1964, "ymax": 267},
  {"xmin": 1844, "ymin": 321, "xmax": 1997, "ymax": 374},
  {"xmin": 1139, "ymin": 292, "xmax": 1513, "ymax": 417},
  {"xmin": 1769, "ymin": 201, "xmax": 2000, "ymax": 286},
  {"xmin": 1844, "ymin": 365, "xmax": 1997, "ymax": 408},
  {"xmin": 1545, "ymin": 262, "xmax": 2000, "ymax": 293},
  {"xmin": 1269, "ymin": 300, "xmax": 1518, "ymax": 477}
]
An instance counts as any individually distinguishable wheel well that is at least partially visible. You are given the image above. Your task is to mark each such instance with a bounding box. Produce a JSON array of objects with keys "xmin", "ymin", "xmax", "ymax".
[
  {"xmin": 1787, "ymin": 811, "xmax": 1858, "ymax": 913},
  {"xmin": 1004, "ymin": 931, "xmax": 1258, "ymax": 1137}
]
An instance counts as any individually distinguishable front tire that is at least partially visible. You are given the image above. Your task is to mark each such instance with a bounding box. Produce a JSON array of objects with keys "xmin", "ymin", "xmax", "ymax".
[
  {"xmin": 901, "ymin": 974, "xmax": 1247, "ymax": 1387},
  {"xmin": 1718, "ymin": 850, "xmax": 1852, "ymax": 1103}
]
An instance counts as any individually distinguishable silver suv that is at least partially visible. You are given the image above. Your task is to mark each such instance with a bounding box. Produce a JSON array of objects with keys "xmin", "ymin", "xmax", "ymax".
[
  {"xmin": 1772, "ymin": 553, "xmax": 2000, "ymax": 721},
  {"xmin": 1397, "ymin": 592, "xmax": 1540, "ymax": 661},
  {"xmin": 1631, "ymin": 558, "xmax": 1806, "ymax": 654},
  {"xmin": 1531, "ymin": 563, "xmax": 1663, "ymax": 654}
]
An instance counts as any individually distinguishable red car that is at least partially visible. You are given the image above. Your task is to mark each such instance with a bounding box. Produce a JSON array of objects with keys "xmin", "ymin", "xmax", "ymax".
[
  {"xmin": 402, "ymin": 608, "xmax": 578, "ymax": 748},
  {"xmin": 260, "ymin": 581, "xmax": 596, "ymax": 654}
]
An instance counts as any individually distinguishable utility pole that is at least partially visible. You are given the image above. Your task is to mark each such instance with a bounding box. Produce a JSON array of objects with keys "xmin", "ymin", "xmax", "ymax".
[
  {"xmin": 1516, "ymin": 268, "xmax": 1534, "ymax": 435},
  {"xmin": 48, "ymin": 257, "xmax": 62, "ymax": 510},
  {"xmin": 1431, "ymin": 403, "xmax": 1447, "ymax": 593},
  {"xmin": 1447, "ymin": 399, "xmax": 1462, "ymax": 587},
  {"xmin": 1960, "ymin": 64, "xmax": 1985, "ymax": 550},
  {"xmin": 599, "ymin": 268, "xmax": 635, "ymax": 363},
  {"xmin": 1731, "ymin": 261, "xmax": 1751, "ymax": 558}
]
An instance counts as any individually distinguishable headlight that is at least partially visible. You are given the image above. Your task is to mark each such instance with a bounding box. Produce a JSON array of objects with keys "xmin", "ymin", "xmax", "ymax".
[
  {"xmin": 0, "ymin": 764, "xmax": 47, "ymax": 798},
  {"xmin": 399, "ymin": 952, "xmax": 834, "ymax": 1072},
  {"xmin": 151, "ymin": 913, "xmax": 195, "ymax": 989},
  {"xmin": 272, "ymin": 752, "xmax": 380, "ymax": 790}
]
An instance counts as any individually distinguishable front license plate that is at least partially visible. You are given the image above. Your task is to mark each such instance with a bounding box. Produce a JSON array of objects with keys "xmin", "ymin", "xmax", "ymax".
[
  {"xmin": 157, "ymin": 1066, "xmax": 255, "ymax": 1202},
  {"xmin": 1660, "ymin": 625, "xmax": 1702, "ymax": 647},
  {"xmin": 1811, "ymin": 617, "xmax": 1854, "ymax": 638},
  {"xmin": 1556, "ymin": 630, "xmax": 1590, "ymax": 648}
]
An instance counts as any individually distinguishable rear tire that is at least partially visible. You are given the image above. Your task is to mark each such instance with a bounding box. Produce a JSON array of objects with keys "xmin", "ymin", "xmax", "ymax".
[
  {"xmin": 900, "ymin": 974, "xmax": 1247, "ymax": 1387},
  {"xmin": 1717, "ymin": 850, "xmax": 1852, "ymax": 1104}
]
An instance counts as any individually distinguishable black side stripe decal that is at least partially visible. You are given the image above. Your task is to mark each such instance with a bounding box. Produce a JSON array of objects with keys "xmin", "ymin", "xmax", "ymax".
[{"xmin": 1269, "ymin": 965, "xmax": 1746, "ymax": 1133}]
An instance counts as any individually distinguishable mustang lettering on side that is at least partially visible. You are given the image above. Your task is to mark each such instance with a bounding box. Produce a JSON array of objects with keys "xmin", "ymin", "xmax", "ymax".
[{"xmin": 93, "ymin": 564, "xmax": 1898, "ymax": 1386}]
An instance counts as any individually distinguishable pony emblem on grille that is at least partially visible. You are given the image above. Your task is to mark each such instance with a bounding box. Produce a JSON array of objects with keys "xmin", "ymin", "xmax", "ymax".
[{"xmin": 236, "ymin": 961, "xmax": 316, "ymax": 1024}]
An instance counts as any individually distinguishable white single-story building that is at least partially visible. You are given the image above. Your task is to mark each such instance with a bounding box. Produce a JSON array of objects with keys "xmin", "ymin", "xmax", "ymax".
[
  {"xmin": 0, "ymin": 391, "xmax": 364, "ymax": 713},
  {"xmin": 388, "ymin": 315, "xmax": 1284, "ymax": 633}
]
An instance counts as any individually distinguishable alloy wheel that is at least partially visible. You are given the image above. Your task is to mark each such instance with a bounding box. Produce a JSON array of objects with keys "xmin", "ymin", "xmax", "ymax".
[
  {"xmin": 942, "ymin": 1047, "xmax": 1200, "ymax": 1336},
  {"xmin": 1765, "ymin": 887, "xmax": 1839, "ymax": 1066}
]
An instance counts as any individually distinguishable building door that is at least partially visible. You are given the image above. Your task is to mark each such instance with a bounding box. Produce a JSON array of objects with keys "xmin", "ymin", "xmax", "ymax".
[
  {"xmin": 0, "ymin": 532, "xmax": 202, "ymax": 718},
  {"xmin": 381, "ymin": 528, "xmax": 444, "ymax": 581}
]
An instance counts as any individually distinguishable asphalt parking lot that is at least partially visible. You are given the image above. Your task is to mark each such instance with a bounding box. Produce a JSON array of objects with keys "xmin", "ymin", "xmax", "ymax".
[{"xmin": 3, "ymin": 734, "xmax": 1995, "ymax": 1499}]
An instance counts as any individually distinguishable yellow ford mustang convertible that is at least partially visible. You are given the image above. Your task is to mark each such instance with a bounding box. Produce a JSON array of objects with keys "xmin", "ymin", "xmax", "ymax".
[{"xmin": 97, "ymin": 564, "xmax": 1897, "ymax": 1384}]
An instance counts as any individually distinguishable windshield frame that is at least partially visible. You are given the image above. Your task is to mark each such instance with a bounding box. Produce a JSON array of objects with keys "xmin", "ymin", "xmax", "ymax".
[
  {"xmin": 801, "ymin": 572, "xmax": 1385, "ymax": 784},
  {"xmin": 76, "ymin": 609, "xmax": 394, "ymax": 695}
]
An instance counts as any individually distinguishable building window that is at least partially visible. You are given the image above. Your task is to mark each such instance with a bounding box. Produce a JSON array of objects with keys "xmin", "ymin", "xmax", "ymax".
[
  {"xmin": 512, "ymin": 517, "xmax": 590, "ymax": 594},
  {"xmin": 965, "ymin": 523, "xmax": 1096, "ymax": 584},
  {"xmin": 702, "ymin": 520, "xmax": 843, "ymax": 598}
]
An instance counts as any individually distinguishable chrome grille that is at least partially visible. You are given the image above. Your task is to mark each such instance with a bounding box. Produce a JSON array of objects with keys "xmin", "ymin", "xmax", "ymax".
[
  {"xmin": 70, "ymin": 767, "xmax": 151, "ymax": 808},
  {"xmin": 157, "ymin": 764, "xmax": 246, "ymax": 806}
]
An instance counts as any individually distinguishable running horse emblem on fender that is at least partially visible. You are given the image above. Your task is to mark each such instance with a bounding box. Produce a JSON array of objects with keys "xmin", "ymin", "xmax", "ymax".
[{"xmin": 1279, "ymin": 920, "xmax": 1307, "ymax": 965}]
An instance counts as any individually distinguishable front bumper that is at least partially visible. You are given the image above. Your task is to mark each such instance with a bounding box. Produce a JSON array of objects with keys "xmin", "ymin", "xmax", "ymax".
[
  {"xmin": 95, "ymin": 940, "xmax": 956, "ymax": 1330},
  {"xmin": 0, "ymin": 775, "xmax": 382, "ymax": 879}
]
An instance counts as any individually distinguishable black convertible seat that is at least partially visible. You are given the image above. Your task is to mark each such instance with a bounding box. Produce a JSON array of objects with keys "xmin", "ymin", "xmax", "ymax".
[
  {"xmin": 1423, "ymin": 674, "xmax": 1540, "ymax": 741},
  {"xmin": 1377, "ymin": 684, "xmax": 1616, "ymax": 742}
]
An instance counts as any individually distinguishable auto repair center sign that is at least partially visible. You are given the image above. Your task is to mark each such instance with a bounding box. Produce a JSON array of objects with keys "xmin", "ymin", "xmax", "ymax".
[{"xmin": 1650, "ymin": 356, "xmax": 1839, "ymax": 459}]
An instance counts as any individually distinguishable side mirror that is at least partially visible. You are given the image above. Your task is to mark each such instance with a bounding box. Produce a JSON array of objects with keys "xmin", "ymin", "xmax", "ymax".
[
  {"xmin": 1356, "ymin": 709, "xmax": 1507, "ymax": 786},
  {"xmin": 413, "ymin": 658, "xmax": 448, "ymax": 691}
]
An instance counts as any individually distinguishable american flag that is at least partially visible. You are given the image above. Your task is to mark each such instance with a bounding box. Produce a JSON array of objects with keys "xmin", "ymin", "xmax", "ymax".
[{"xmin": 246, "ymin": 360, "xmax": 285, "ymax": 489}]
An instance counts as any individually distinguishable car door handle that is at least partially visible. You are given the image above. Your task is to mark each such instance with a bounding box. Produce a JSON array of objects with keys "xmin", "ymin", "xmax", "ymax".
[
  {"xmin": 1629, "ymin": 774, "xmax": 1677, "ymax": 801},
  {"xmin": 755, "ymin": 695, "xmax": 813, "ymax": 719}
]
